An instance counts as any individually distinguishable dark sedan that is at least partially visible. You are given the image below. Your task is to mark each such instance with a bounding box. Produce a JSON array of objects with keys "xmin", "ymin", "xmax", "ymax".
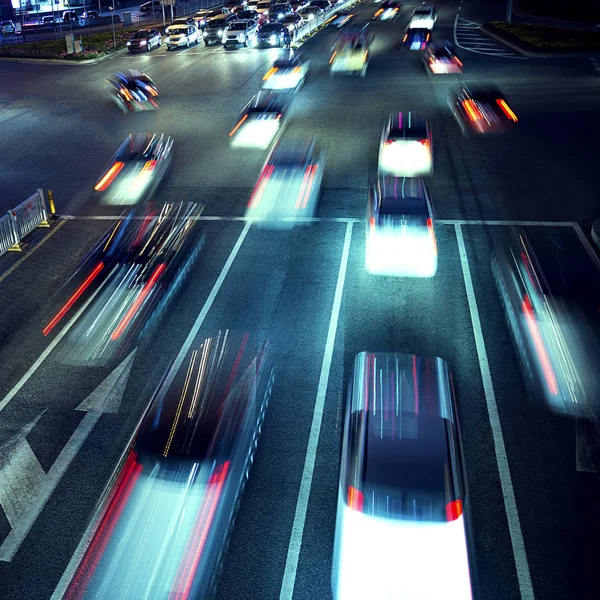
[
  {"xmin": 256, "ymin": 22, "xmax": 291, "ymax": 47},
  {"xmin": 126, "ymin": 28, "xmax": 162, "ymax": 51}
]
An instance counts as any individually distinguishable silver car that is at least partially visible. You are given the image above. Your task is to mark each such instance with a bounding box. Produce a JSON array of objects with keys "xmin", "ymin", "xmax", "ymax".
[{"xmin": 223, "ymin": 19, "xmax": 258, "ymax": 47}]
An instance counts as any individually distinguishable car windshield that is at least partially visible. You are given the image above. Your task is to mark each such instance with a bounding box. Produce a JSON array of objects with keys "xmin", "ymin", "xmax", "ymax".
[
  {"xmin": 272, "ymin": 4, "xmax": 289, "ymax": 10},
  {"xmin": 229, "ymin": 22, "xmax": 248, "ymax": 30},
  {"xmin": 261, "ymin": 24, "xmax": 282, "ymax": 32},
  {"xmin": 169, "ymin": 26, "xmax": 187, "ymax": 32},
  {"xmin": 238, "ymin": 11, "xmax": 255, "ymax": 18},
  {"xmin": 132, "ymin": 31, "xmax": 149, "ymax": 38},
  {"xmin": 206, "ymin": 20, "xmax": 225, "ymax": 28},
  {"xmin": 434, "ymin": 47, "xmax": 455, "ymax": 58},
  {"xmin": 413, "ymin": 10, "xmax": 431, "ymax": 17}
]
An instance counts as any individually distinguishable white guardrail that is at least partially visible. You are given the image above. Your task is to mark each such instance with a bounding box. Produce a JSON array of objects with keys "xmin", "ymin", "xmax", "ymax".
[
  {"xmin": 291, "ymin": 0, "xmax": 360, "ymax": 45},
  {"xmin": 0, "ymin": 188, "xmax": 51, "ymax": 256}
]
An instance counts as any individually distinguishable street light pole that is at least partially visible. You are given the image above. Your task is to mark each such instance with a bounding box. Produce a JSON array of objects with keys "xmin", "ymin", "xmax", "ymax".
[
  {"xmin": 505, "ymin": 0, "xmax": 512, "ymax": 22},
  {"xmin": 108, "ymin": 3, "xmax": 116, "ymax": 47}
]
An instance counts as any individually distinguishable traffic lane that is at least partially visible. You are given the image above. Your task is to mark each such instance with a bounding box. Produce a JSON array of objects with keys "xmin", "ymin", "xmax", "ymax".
[
  {"xmin": 463, "ymin": 223, "xmax": 600, "ymax": 600},
  {"xmin": 0, "ymin": 43, "xmax": 276, "ymax": 215},
  {"xmin": 292, "ymin": 223, "xmax": 521, "ymax": 600},
  {"xmin": 137, "ymin": 222, "xmax": 351, "ymax": 600},
  {"xmin": 0, "ymin": 219, "xmax": 110, "ymax": 402},
  {"xmin": 0, "ymin": 218, "xmax": 249, "ymax": 599}
]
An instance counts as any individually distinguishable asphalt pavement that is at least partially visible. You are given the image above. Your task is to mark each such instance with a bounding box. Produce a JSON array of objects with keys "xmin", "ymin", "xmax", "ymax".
[{"xmin": 1, "ymin": 0, "xmax": 600, "ymax": 599}]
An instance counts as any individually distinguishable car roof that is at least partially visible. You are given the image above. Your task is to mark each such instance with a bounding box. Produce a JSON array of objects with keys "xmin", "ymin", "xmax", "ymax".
[
  {"xmin": 269, "ymin": 137, "xmax": 316, "ymax": 167},
  {"xmin": 376, "ymin": 176, "xmax": 430, "ymax": 215},
  {"xmin": 168, "ymin": 24, "xmax": 190, "ymax": 30},
  {"xmin": 386, "ymin": 111, "xmax": 429, "ymax": 136}
]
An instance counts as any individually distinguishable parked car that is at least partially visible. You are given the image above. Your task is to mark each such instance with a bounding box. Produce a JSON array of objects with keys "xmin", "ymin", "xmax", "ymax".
[{"xmin": 127, "ymin": 29, "xmax": 162, "ymax": 51}]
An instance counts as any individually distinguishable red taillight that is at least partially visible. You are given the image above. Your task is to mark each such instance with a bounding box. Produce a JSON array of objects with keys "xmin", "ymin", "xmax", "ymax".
[
  {"xmin": 403, "ymin": 33, "xmax": 408, "ymax": 42},
  {"xmin": 496, "ymin": 98, "xmax": 518, "ymax": 122},
  {"xmin": 43, "ymin": 262, "xmax": 105, "ymax": 336},
  {"xmin": 95, "ymin": 161, "xmax": 125, "ymax": 192},
  {"xmin": 384, "ymin": 139, "xmax": 394, "ymax": 146},
  {"xmin": 369, "ymin": 216, "xmax": 375, "ymax": 231},
  {"xmin": 348, "ymin": 486, "xmax": 364, "ymax": 512},
  {"xmin": 419, "ymin": 139, "xmax": 429, "ymax": 146},
  {"xmin": 426, "ymin": 33, "xmax": 430, "ymax": 42},
  {"xmin": 248, "ymin": 164, "xmax": 275, "ymax": 208},
  {"xmin": 446, "ymin": 499, "xmax": 463, "ymax": 521},
  {"xmin": 229, "ymin": 113, "xmax": 248, "ymax": 137},
  {"xmin": 427, "ymin": 217, "xmax": 437, "ymax": 254},
  {"xmin": 463, "ymin": 99, "xmax": 482, "ymax": 123}
]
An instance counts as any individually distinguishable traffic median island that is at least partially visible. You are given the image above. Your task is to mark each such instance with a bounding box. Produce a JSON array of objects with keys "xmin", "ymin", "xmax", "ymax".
[
  {"xmin": 0, "ymin": 29, "xmax": 138, "ymax": 62},
  {"xmin": 482, "ymin": 21, "xmax": 600, "ymax": 56}
]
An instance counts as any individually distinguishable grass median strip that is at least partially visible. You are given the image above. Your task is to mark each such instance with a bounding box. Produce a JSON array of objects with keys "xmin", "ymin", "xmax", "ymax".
[
  {"xmin": 0, "ymin": 29, "xmax": 140, "ymax": 61},
  {"xmin": 486, "ymin": 21, "xmax": 600, "ymax": 52}
]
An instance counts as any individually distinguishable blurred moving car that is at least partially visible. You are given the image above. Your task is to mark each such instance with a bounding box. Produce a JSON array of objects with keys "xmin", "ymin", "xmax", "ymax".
[
  {"xmin": 332, "ymin": 352, "xmax": 473, "ymax": 600},
  {"xmin": 1, "ymin": 20, "xmax": 16, "ymax": 34},
  {"xmin": 194, "ymin": 8, "xmax": 230, "ymax": 28},
  {"xmin": 449, "ymin": 84, "xmax": 518, "ymax": 134},
  {"xmin": 280, "ymin": 12, "xmax": 304, "ymax": 32},
  {"xmin": 106, "ymin": 70, "xmax": 159, "ymax": 113},
  {"xmin": 298, "ymin": 5, "xmax": 323, "ymax": 21},
  {"xmin": 166, "ymin": 24, "xmax": 201, "ymax": 49},
  {"xmin": 127, "ymin": 29, "xmax": 162, "ymax": 51},
  {"xmin": 236, "ymin": 8, "xmax": 261, "ymax": 22},
  {"xmin": 408, "ymin": 5, "xmax": 437, "ymax": 29},
  {"xmin": 328, "ymin": 9, "xmax": 355, "ymax": 28},
  {"xmin": 423, "ymin": 41, "xmax": 463, "ymax": 74},
  {"xmin": 203, "ymin": 13, "xmax": 238, "ymax": 44},
  {"xmin": 379, "ymin": 112, "xmax": 433, "ymax": 177},
  {"xmin": 262, "ymin": 50, "xmax": 310, "ymax": 91},
  {"xmin": 493, "ymin": 228, "xmax": 600, "ymax": 417},
  {"xmin": 246, "ymin": 137, "xmax": 325, "ymax": 228},
  {"xmin": 223, "ymin": 19, "xmax": 259, "ymax": 47},
  {"xmin": 366, "ymin": 176, "xmax": 437, "ymax": 277},
  {"xmin": 60, "ymin": 329, "xmax": 273, "ymax": 600},
  {"xmin": 329, "ymin": 24, "xmax": 373, "ymax": 77},
  {"xmin": 402, "ymin": 27, "xmax": 430, "ymax": 50},
  {"xmin": 256, "ymin": 21, "xmax": 291, "ymax": 47},
  {"xmin": 43, "ymin": 203, "xmax": 204, "ymax": 366},
  {"xmin": 94, "ymin": 132, "xmax": 172, "ymax": 205},
  {"xmin": 374, "ymin": 1, "xmax": 401, "ymax": 21},
  {"xmin": 166, "ymin": 17, "xmax": 198, "ymax": 34},
  {"xmin": 229, "ymin": 91, "xmax": 292, "ymax": 149}
]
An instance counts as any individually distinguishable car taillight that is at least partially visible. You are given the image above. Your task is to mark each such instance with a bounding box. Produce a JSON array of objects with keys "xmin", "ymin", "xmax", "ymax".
[
  {"xmin": 384, "ymin": 140, "xmax": 394, "ymax": 146},
  {"xmin": 427, "ymin": 217, "xmax": 437, "ymax": 254},
  {"xmin": 446, "ymin": 499, "xmax": 463, "ymax": 521},
  {"xmin": 229, "ymin": 113, "xmax": 248, "ymax": 137},
  {"xmin": 348, "ymin": 486, "xmax": 364, "ymax": 512},
  {"xmin": 419, "ymin": 139, "xmax": 428, "ymax": 146},
  {"xmin": 496, "ymin": 98, "xmax": 518, "ymax": 122},
  {"xmin": 329, "ymin": 50, "xmax": 337, "ymax": 64},
  {"xmin": 374, "ymin": 8, "xmax": 383, "ymax": 16},
  {"xmin": 462, "ymin": 99, "xmax": 482, "ymax": 122},
  {"xmin": 94, "ymin": 161, "xmax": 125, "ymax": 192},
  {"xmin": 426, "ymin": 33, "xmax": 430, "ymax": 42},
  {"xmin": 263, "ymin": 66, "xmax": 278, "ymax": 80},
  {"xmin": 454, "ymin": 56, "xmax": 463, "ymax": 66},
  {"xmin": 403, "ymin": 33, "xmax": 408, "ymax": 42}
]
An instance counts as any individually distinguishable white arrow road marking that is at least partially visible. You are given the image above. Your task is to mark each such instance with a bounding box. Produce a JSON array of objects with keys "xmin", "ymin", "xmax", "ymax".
[
  {"xmin": 0, "ymin": 350, "xmax": 136, "ymax": 562},
  {"xmin": 0, "ymin": 410, "xmax": 46, "ymax": 528}
]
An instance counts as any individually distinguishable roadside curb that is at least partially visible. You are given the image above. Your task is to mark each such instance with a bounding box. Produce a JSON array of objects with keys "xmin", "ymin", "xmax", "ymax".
[
  {"xmin": 513, "ymin": 1, "xmax": 600, "ymax": 31},
  {"xmin": 592, "ymin": 219, "xmax": 600, "ymax": 250},
  {"xmin": 0, "ymin": 47, "xmax": 128, "ymax": 65},
  {"xmin": 481, "ymin": 24, "xmax": 600, "ymax": 58}
]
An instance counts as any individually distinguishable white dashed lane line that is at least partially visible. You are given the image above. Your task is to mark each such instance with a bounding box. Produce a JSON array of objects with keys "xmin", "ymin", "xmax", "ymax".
[{"xmin": 454, "ymin": 15, "xmax": 527, "ymax": 59}]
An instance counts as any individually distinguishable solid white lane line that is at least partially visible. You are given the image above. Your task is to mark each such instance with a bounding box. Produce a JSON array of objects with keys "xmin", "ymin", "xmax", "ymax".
[
  {"xmin": 454, "ymin": 224, "xmax": 534, "ymax": 600},
  {"xmin": 51, "ymin": 221, "xmax": 251, "ymax": 599},
  {"xmin": 279, "ymin": 222, "xmax": 353, "ymax": 600}
]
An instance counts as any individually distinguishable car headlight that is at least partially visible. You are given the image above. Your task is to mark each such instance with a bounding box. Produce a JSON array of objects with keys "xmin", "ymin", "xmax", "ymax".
[
  {"xmin": 140, "ymin": 40, "xmax": 147, "ymax": 45},
  {"xmin": 270, "ymin": 34, "xmax": 277, "ymax": 44},
  {"xmin": 278, "ymin": 12, "xmax": 283, "ymax": 18},
  {"xmin": 238, "ymin": 33, "xmax": 245, "ymax": 41},
  {"xmin": 217, "ymin": 28, "xmax": 223, "ymax": 35},
  {"xmin": 126, "ymin": 41, "xmax": 131, "ymax": 45},
  {"xmin": 203, "ymin": 31, "xmax": 208, "ymax": 36}
]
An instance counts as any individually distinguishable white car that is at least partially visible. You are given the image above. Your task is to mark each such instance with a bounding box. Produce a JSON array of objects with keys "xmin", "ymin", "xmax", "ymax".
[
  {"xmin": 246, "ymin": 137, "xmax": 325, "ymax": 228},
  {"xmin": 408, "ymin": 6, "xmax": 437, "ymax": 30},
  {"xmin": 332, "ymin": 352, "xmax": 473, "ymax": 600},
  {"xmin": 0, "ymin": 20, "xmax": 15, "ymax": 34},
  {"xmin": 223, "ymin": 19, "xmax": 258, "ymax": 47},
  {"xmin": 165, "ymin": 17, "xmax": 197, "ymax": 34},
  {"xmin": 366, "ymin": 175, "xmax": 437, "ymax": 278},
  {"xmin": 262, "ymin": 50, "xmax": 310, "ymax": 91},
  {"xmin": 379, "ymin": 112, "xmax": 433, "ymax": 177},
  {"xmin": 229, "ymin": 91, "xmax": 292, "ymax": 149},
  {"xmin": 166, "ymin": 24, "xmax": 201, "ymax": 49}
]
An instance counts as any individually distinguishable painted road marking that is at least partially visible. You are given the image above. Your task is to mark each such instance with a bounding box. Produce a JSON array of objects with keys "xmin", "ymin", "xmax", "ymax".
[
  {"xmin": 455, "ymin": 223, "xmax": 535, "ymax": 600},
  {"xmin": 52, "ymin": 221, "xmax": 252, "ymax": 598},
  {"xmin": 454, "ymin": 15, "xmax": 527, "ymax": 59},
  {"xmin": 0, "ymin": 351, "xmax": 135, "ymax": 561},
  {"xmin": 280, "ymin": 222, "xmax": 353, "ymax": 600}
]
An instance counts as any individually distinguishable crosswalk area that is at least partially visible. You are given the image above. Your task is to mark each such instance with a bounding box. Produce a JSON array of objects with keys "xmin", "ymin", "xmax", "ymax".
[{"xmin": 454, "ymin": 15, "xmax": 526, "ymax": 59}]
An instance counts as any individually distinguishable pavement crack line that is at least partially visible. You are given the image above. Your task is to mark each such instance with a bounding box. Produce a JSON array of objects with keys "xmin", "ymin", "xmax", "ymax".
[
  {"xmin": 454, "ymin": 224, "xmax": 535, "ymax": 600},
  {"xmin": 279, "ymin": 221, "xmax": 353, "ymax": 600}
]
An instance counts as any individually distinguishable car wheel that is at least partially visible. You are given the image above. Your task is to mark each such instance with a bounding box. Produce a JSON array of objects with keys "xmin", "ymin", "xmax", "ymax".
[
  {"xmin": 244, "ymin": 37, "xmax": 248, "ymax": 47},
  {"xmin": 158, "ymin": 38, "xmax": 162, "ymax": 46},
  {"xmin": 186, "ymin": 39, "xmax": 190, "ymax": 47}
]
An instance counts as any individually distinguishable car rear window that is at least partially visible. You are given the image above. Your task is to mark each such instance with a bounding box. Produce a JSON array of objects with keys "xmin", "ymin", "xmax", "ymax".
[
  {"xmin": 380, "ymin": 196, "xmax": 427, "ymax": 216},
  {"xmin": 389, "ymin": 126, "xmax": 428, "ymax": 140}
]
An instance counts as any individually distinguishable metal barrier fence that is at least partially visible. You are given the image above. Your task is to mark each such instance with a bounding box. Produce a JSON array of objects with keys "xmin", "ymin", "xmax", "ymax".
[
  {"xmin": 292, "ymin": 0, "xmax": 359, "ymax": 45},
  {"xmin": 0, "ymin": 214, "xmax": 20, "ymax": 256},
  {"xmin": 0, "ymin": 189, "xmax": 51, "ymax": 257}
]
